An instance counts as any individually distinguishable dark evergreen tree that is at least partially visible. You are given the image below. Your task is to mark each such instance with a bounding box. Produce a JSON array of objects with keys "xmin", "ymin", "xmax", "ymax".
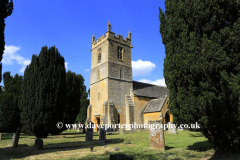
[
  {"xmin": 54, "ymin": 71, "xmax": 82, "ymax": 133},
  {"xmin": 19, "ymin": 46, "xmax": 67, "ymax": 138},
  {"xmin": 0, "ymin": 0, "xmax": 14, "ymax": 91},
  {"xmin": 2, "ymin": 71, "xmax": 12, "ymax": 91},
  {"xmin": 75, "ymin": 75, "xmax": 89, "ymax": 124},
  {"xmin": 0, "ymin": 72, "xmax": 22, "ymax": 132},
  {"xmin": 159, "ymin": 0, "xmax": 240, "ymax": 149}
]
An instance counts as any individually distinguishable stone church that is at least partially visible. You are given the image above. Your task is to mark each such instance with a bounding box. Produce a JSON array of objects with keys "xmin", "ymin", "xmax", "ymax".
[{"xmin": 85, "ymin": 22, "xmax": 173, "ymax": 131}]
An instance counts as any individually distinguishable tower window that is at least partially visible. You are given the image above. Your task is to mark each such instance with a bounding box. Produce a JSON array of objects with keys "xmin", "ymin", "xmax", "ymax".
[
  {"xmin": 120, "ymin": 67, "xmax": 123, "ymax": 79},
  {"xmin": 98, "ymin": 92, "xmax": 100, "ymax": 101},
  {"xmin": 97, "ymin": 69, "xmax": 100, "ymax": 80},
  {"xmin": 97, "ymin": 48, "xmax": 102, "ymax": 63},
  {"xmin": 118, "ymin": 48, "xmax": 123, "ymax": 60},
  {"xmin": 98, "ymin": 53, "xmax": 101, "ymax": 62}
]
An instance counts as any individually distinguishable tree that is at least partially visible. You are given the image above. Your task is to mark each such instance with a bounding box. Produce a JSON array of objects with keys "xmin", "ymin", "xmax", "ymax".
[
  {"xmin": 0, "ymin": 72, "xmax": 22, "ymax": 132},
  {"xmin": 0, "ymin": 0, "xmax": 14, "ymax": 91},
  {"xmin": 159, "ymin": 0, "xmax": 240, "ymax": 149},
  {"xmin": 55, "ymin": 71, "xmax": 82, "ymax": 133},
  {"xmin": 19, "ymin": 46, "xmax": 67, "ymax": 138},
  {"xmin": 75, "ymin": 75, "xmax": 89, "ymax": 124}
]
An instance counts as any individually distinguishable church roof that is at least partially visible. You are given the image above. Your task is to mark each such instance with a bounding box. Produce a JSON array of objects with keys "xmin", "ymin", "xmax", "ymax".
[
  {"xmin": 143, "ymin": 96, "xmax": 167, "ymax": 113},
  {"xmin": 132, "ymin": 81, "xmax": 169, "ymax": 98}
]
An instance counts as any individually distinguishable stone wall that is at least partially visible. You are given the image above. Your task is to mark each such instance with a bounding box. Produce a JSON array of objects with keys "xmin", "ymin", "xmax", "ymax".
[{"xmin": 133, "ymin": 96, "xmax": 153, "ymax": 125}]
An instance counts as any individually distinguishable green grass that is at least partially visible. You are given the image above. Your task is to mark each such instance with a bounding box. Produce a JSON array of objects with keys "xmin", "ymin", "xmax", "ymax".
[{"xmin": 0, "ymin": 130, "xmax": 239, "ymax": 160}]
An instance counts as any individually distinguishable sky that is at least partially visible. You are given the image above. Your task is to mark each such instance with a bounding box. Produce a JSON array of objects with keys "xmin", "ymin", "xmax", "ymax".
[{"xmin": 1, "ymin": 0, "xmax": 167, "ymax": 91}]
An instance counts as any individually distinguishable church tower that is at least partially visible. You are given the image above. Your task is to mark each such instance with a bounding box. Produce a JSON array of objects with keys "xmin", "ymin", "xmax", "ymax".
[{"xmin": 86, "ymin": 22, "xmax": 133, "ymax": 131}]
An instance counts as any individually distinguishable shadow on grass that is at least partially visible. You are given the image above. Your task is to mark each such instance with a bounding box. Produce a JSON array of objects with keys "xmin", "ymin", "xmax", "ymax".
[
  {"xmin": 187, "ymin": 140, "xmax": 214, "ymax": 152},
  {"xmin": 0, "ymin": 138, "xmax": 124, "ymax": 160},
  {"xmin": 209, "ymin": 148, "xmax": 240, "ymax": 160},
  {"xmin": 1, "ymin": 133, "xmax": 32, "ymax": 140},
  {"xmin": 165, "ymin": 146, "xmax": 174, "ymax": 150},
  {"xmin": 189, "ymin": 133, "xmax": 204, "ymax": 137}
]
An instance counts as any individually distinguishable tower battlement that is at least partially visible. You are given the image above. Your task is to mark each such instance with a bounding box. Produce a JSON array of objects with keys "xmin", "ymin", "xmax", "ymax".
[{"xmin": 92, "ymin": 22, "xmax": 132, "ymax": 49}]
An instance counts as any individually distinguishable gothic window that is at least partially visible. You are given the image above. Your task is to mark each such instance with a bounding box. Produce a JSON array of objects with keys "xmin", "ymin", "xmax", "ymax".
[
  {"xmin": 98, "ymin": 52, "xmax": 101, "ymax": 62},
  {"xmin": 97, "ymin": 48, "xmax": 102, "ymax": 63},
  {"xmin": 117, "ymin": 48, "xmax": 123, "ymax": 60}
]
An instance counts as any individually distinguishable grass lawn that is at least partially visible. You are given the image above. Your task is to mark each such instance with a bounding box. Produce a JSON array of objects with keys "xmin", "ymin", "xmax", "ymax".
[{"xmin": 0, "ymin": 129, "xmax": 239, "ymax": 160}]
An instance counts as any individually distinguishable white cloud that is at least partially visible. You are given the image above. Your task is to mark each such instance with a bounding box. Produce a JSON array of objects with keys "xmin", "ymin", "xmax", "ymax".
[
  {"xmin": 132, "ymin": 59, "xmax": 156, "ymax": 77},
  {"xmin": 65, "ymin": 62, "xmax": 68, "ymax": 70},
  {"xmin": 138, "ymin": 78, "xmax": 166, "ymax": 87},
  {"xmin": 84, "ymin": 69, "xmax": 90, "ymax": 72},
  {"xmin": 2, "ymin": 45, "xmax": 31, "ymax": 73}
]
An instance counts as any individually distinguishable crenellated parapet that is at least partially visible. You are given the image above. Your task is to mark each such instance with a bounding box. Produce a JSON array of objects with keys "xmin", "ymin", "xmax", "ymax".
[{"xmin": 92, "ymin": 22, "xmax": 132, "ymax": 49}]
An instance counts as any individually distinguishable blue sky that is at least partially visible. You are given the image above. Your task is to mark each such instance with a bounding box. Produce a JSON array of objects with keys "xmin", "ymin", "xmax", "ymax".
[{"xmin": 1, "ymin": 0, "xmax": 167, "ymax": 91}]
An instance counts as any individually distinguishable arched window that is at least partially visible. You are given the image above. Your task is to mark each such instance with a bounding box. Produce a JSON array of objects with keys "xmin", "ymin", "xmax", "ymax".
[
  {"xmin": 98, "ymin": 52, "xmax": 101, "ymax": 62},
  {"xmin": 117, "ymin": 48, "xmax": 123, "ymax": 60},
  {"xmin": 97, "ymin": 48, "xmax": 102, "ymax": 63}
]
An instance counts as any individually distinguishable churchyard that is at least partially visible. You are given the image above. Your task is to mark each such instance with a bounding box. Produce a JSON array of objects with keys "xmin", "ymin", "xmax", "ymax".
[{"xmin": 0, "ymin": 129, "xmax": 239, "ymax": 160}]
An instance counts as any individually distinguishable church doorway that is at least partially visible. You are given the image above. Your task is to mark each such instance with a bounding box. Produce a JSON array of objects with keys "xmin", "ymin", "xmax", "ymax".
[
  {"xmin": 164, "ymin": 110, "xmax": 170, "ymax": 124},
  {"xmin": 95, "ymin": 117, "xmax": 100, "ymax": 132}
]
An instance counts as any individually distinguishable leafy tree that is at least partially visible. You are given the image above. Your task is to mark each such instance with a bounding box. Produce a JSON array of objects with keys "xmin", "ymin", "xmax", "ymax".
[
  {"xmin": 159, "ymin": 0, "xmax": 240, "ymax": 149},
  {"xmin": 19, "ymin": 46, "xmax": 67, "ymax": 138},
  {"xmin": 0, "ymin": 0, "xmax": 14, "ymax": 90},
  {"xmin": 0, "ymin": 72, "xmax": 22, "ymax": 132}
]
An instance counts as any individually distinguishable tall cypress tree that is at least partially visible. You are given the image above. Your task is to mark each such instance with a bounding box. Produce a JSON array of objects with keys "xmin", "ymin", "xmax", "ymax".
[
  {"xmin": 159, "ymin": 0, "xmax": 240, "ymax": 149},
  {"xmin": 19, "ymin": 46, "xmax": 67, "ymax": 138},
  {"xmin": 0, "ymin": 72, "xmax": 22, "ymax": 132},
  {"xmin": 0, "ymin": 0, "xmax": 14, "ymax": 90}
]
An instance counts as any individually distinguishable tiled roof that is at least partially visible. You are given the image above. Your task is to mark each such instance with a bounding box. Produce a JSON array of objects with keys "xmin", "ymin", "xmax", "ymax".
[
  {"xmin": 143, "ymin": 96, "xmax": 167, "ymax": 113},
  {"xmin": 132, "ymin": 81, "xmax": 169, "ymax": 98}
]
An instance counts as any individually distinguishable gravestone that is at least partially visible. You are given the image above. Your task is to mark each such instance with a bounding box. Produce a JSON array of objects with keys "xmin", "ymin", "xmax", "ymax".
[
  {"xmin": 149, "ymin": 113, "xmax": 165, "ymax": 150},
  {"xmin": 171, "ymin": 126, "xmax": 177, "ymax": 134},
  {"xmin": 120, "ymin": 127, "xmax": 124, "ymax": 135},
  {"xmin": 0, "ymin": 133, "xmax": 1, "ymax": 141},
  {"xmin": 99, "ymin": 125, "xmax": 106, "ymax": 144},
  {"xmin": 86, "ymin": 121, "xmax": 94, "ymax": 142},
  {"xmin": 10, "ymin": 134, "xmax": 16, "ymax": 146},
  {"xmin": 168, "ymin": 122, "xmax": 177, "ymax": 134},
  {"xmin": 82, "ymin": 124, "xmax": 86, "ymax": 133},
  {"xmin": 13, "ymin": 127, "xmax": 21, "ymax": 148},
  {"xmin": 110, "ymin": 153, "xmax": 133, "ymax": 160},
  {"xmin": 35, "ymin": 138, "xmax": 43, "ymax": 150}
]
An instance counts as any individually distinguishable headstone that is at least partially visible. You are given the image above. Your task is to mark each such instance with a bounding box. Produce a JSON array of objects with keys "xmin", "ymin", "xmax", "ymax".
[
  {"xmin": 120, "ymin": 127, "xmax": 124, "ymax": 135},
  {"xmin": 149, "ymin": 113, "xmax": 165, "ymax": 150},
  {"xmin": 13, "ymin": 127, "xmax": 21, "ymax": 148},
  {"xmin": 0, "ymin": 133, "xmax": 1, "ymax": 141},
  {"xmin": 82, "ymin": 124, "xmax": 86, "ymax": 133},
  {"xmin": 85, "ymin": 121, "xmax": 94, "ymax": 142},
  {"xmin": 99, "ymin": 125, "xmax": 106, "ymax": 144},
  {"xmin": 110, "ymin": 153, "xmax": 133, "ymax": 160},
  {"xmin": 172, "ymin": 126, "xmax": 177, "ymax": 134},
  {"xmin": 168, "ymin": 122, "xmax": 177, "ymax": 134},
  {"xmin": 35, "ymin": 138, "xmax": 43, "ymax": 150},
  {"xmin": 10, "ymin": 134, "xmax": 16, "ymax": 146}
]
